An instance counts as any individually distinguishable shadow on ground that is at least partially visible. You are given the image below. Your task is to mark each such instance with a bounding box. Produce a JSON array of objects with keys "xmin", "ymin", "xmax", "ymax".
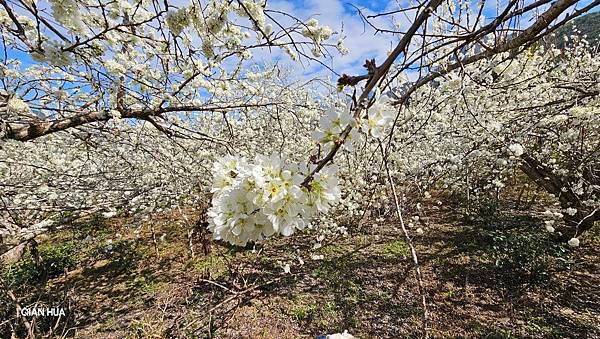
[{"xmin": 2, "ymin": 206, "xmax": 599, "ymax": 338}]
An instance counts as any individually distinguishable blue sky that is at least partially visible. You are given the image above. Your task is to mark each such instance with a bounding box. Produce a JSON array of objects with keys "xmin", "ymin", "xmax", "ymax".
[{"xmin": 269, "ymin": 0, "xmax": 599, "ymax": 78}]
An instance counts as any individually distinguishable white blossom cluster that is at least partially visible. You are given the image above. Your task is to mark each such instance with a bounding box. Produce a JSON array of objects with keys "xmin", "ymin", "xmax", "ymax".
[
  {"xmin": 361, "ymin": 93, "xmax": 396, "ymax": 138},
  {"xmin": 6, "ymin": 96, "xmax": 30, "ymax": 115},
  {"xmin": 508, "ymin": 143, "xmax": 524, "ymax": 157},
  {"xmin": 311, "ymin": 92, "xmax": 397, "ymax": 151},
  {"xmin": 311, "ymin": 103, "xmax": 359, "ymax": 151},
  {"xmin": 301, "ymin": 18, "xmax": 334, "ymax": 57},
  {"xmin": 207, "ymin": 155, "xmax": 341, "ymax": 246},
  {"xmin": 375, "ymin": 41, "xmax": 598, "ymax": 242},
  {"xmin": 48, "ymin": 0, "xmax": 82, "ymax": 32}
]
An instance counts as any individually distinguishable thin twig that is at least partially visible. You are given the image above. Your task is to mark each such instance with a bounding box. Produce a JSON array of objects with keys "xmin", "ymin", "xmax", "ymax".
[
  {"xmin": 379, "ymin": 140, "xmax": 429, "ymax": 338},
  {"xmin": 183, "ymin": 277, "xmax": 283, "ymax": 331}
]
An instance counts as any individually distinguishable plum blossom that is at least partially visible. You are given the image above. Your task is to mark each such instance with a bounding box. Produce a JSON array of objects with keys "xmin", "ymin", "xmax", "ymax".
[
  {"xmin": 567, "ymin": 238, "xmax": 580, "ymax": 247},
  {"xmin": 508, "ymin": 143, "xmax": 524, "ymax": 157},
  {"xmin": 165, "ymin": 8, "xmax": 190, "ymax": 36},
  {"xmin": 565, "ymin": 207, "xmax": 577, "ymax": 216},
  {"xmin": 544, "ymin": 220, "xmax": 556, "ymax": 233},
  {"xmin": 207, "ymin": 154, "xmax": 341, "ymax": 246},
  {"xmin": 6, "ymin": 96, "xmax": 30, "ymax": 115},
  {"xmin": 301, "ymin": 18, "xmax": 333, "ymax": 45},
  {"xmin": 312, "ymin": 104, "xmax": 360, "ymax": 151},
  {"xmin": 48, "ymin": 0, "xmax": 82, "ymax": 32},
  {"xmin": 362, "ymin": 94, "xmax": 395, "ymax": 138}
]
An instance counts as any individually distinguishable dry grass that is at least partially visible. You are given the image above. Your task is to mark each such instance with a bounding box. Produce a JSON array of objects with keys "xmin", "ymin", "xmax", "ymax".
[{"xmin": 1, "ymin": 199, "xmax": 599, "ymax": 338}]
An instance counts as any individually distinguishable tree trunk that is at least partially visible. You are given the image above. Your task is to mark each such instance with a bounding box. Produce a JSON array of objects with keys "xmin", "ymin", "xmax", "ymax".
[{"xmin": 520, "ymin": 154, "xmax": 598, "ymax": 236}]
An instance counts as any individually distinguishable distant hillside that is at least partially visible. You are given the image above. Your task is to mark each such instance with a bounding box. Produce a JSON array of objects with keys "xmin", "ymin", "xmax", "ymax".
[{"xmin": 552, "ymin": 11, "xmax": 600, "ymax": 49}]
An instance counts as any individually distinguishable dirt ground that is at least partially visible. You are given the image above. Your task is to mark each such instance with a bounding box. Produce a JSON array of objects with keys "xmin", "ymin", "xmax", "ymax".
[{"xmin": 1, "ymin": 199, "xmax": 599, "ymax": 338}]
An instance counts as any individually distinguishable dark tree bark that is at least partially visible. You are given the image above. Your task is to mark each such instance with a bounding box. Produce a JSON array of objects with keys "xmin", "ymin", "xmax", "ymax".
[{"xmin": 521, "ymin": 154, "xmax": 599, "ymax": 236}]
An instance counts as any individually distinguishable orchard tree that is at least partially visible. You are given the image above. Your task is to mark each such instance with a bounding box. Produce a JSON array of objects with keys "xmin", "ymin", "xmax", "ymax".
[
  {"xmin": 1, "ymin": 0, "xmax": 344, "ymax": 255},
  {"xmin": 201, "ymin": 0, "xmax": 600, "ymax": 246},
  {"xmin": 0, "ymin": 0, "xmax": 596, "ymax": 254}
]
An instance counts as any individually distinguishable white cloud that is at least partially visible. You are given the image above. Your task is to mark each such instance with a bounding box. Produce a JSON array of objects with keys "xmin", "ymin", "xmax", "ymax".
[{"xmin": 265, "ymin": 0, "xmax": 404, "ymax": 79}]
